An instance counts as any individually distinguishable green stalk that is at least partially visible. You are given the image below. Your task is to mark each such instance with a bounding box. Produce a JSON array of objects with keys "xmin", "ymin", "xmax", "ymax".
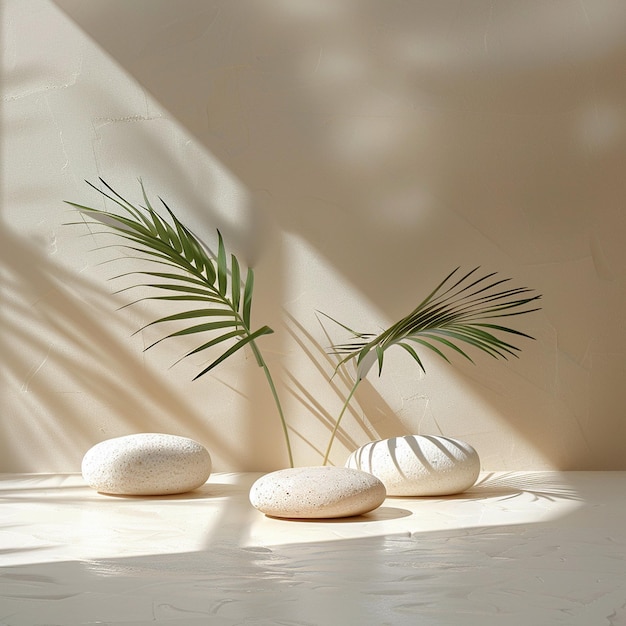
[
  {"xmin": 69, "ymin": 181, "xmax": 299, "ymax": 467},
  {"xmin": 249, "ymin": 340, "xmax": 294, "ymax": 468},
  {"xmin": 323, "ymin": 379, "xmax": 360, "ymax": 466}
]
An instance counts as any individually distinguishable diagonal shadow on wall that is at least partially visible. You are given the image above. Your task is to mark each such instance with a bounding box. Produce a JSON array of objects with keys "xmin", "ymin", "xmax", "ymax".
[
  {"xmin": 0, "ymin": 224, "xmax": 247, "ymax": 471},
  {"xmin": 43, "ymin": 0, "xmax": 626, "ymax": 469}
]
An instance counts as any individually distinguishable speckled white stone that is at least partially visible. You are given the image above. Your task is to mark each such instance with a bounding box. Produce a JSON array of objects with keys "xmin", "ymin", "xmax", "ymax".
[
  {"xmin": 346, "ymin": 435, "xmax": 480, "ymax": 496},
  {"xmin": 82, "ymin": 433, "xmax": 212, "ymax": 496},
  {"xmin": 249, "ymin": 466, "xmax": 387, "ymax": 519}
]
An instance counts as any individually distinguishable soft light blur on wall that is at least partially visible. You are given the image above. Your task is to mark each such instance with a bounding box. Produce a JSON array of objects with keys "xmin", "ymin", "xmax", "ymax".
[{"xmin": 2, "ymin": 0, "xmax": 626, "ymax": 471}]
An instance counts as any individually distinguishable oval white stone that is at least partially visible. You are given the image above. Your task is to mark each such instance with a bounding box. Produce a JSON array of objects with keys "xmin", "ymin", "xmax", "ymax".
[
  {"xmin": 249, "ymin": 466, "xmax": 386, "ymax": 519},
  {"xmin": 82, "ymin": 433, "xmax": 212, "ymax": 496},
  {"xmin": 346, "ymin": 435, "xmax": 480, "ymax": 496}
]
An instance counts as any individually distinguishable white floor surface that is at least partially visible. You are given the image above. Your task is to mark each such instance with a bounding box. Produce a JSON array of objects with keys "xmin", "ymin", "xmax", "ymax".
[{"xmin": 1, "ymin": 471, "xmax": 625, "ymax": 625}]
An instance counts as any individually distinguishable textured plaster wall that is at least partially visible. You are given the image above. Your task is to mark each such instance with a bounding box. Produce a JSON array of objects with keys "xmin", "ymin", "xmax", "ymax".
[{"xmin": 2, "ymin": 0, "xmax": 626, "ymax": 472}]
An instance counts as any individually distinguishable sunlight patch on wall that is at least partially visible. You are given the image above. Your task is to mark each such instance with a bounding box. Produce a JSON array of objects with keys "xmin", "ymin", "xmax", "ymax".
[{"xmin": 279, "ymin": 233, "xmax": 554, "ymax": 470}]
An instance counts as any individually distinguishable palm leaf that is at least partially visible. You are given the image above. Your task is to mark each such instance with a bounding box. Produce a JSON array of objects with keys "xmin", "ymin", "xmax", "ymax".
[
  {"xmin": 320, "ymin": 267, "xmax": 541, "ymax": 464},
  {"xmin": 67, "ymin": 179, "xmax": 295, "ymax": 467},
  {"xmin": 65, "ymin": 179, "xmax": 270, "ymax": 380},
  {"xmin": 216, "ymin": 231, "xmax": 228, "ymax": 297},
  {"xmin": 231, "ymin": 254, "xmax": 241, "ymax": 313},
  {"xmin": 397, "ymin": 342, "xmax": 426, "ymax": 373},
  {"xmin": 323, "ymin": 267, "xmax": 541, "ymax": 380},
  {"xmin": 145, "ymin": 320, "xmax": 243, "ymax": 351},
  {"xmin": 192, "ymin": 325, "xmax": 274, "ymax": 379},
  {"xmin": 316, "ymin": 311, "xmax": 375, "ymax": 338},
  {"xmin": 133, "ymin": 308, "xmax": 237, "ymax": 336},
  {"xmin": 242, "ymin": 268, "xmax": 255, "ymax": 328}
]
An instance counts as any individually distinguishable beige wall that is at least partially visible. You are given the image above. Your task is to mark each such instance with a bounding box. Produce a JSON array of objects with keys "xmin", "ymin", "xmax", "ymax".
[{"xmin": 2, "ymin": 0, "xmax": 626, "ymax": 472}]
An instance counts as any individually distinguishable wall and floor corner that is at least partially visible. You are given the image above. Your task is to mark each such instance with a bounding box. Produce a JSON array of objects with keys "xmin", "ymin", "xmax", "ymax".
[{"xmin": 2, "ymin": 0, "xmax": 626, "ymax": 473}]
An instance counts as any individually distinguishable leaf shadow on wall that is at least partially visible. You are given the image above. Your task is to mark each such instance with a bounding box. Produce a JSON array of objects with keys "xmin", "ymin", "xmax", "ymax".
[
  {"xmin": 0, "ymin": 225, "xmax": 244, "ymax": 471},
  {"xmin": 2, "ymin": 39, "xmax": 294, "ymax": 471},
  {"xmin": 282, "ymin": 312, "xmax": 409, "ymax": 464},
  {"xmin": 50, "ymin": 0, "xmax": 626, "ymax": 468}
]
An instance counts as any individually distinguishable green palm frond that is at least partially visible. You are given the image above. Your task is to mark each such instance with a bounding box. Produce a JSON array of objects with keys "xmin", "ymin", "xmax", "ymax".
[
  {"xmin": 320, "ymin": 267, "xmax": 541, "ymax": 465},
  {"xmin": 324, "ymin": 267, "xmax": 541, "ymax": 381},
  {"xmin": 66, "ymin": 178, "xmax": 294, "ymax": 467},
  {"xmin": 66, "ymin": 178, "xmax": 272, "ymax": 378}
]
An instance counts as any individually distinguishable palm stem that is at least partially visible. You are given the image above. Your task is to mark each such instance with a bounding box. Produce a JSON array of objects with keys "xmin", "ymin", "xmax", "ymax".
[
  {"xmin": 67, "ymin": 180, "xmax": 295, "ymax": 467},
  {"xmin": 323, "ymin": 378, "xmax": 360, "ymax": 466},
  {"xmin": 249, "ymin": 340, "xmax": 294, "ymax": 468},
  {"xmin": 321, "ymin": 267, "xmax": 540, "ymax": 465},
  {"xmin": 262, "ymin": 363, "xmax": 293, "ymax": 468}
]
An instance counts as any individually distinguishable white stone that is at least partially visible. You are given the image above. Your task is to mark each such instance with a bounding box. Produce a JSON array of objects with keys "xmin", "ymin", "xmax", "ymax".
[
  {"xmin": 346, "ymin": 435, "xmax": 480, "ymax": 496},
  {"xmin": 249, "ymin": 466, "xmax": 387, "ymax": 519},
  {"xmin": 82, "ymin": 433, "xmax": 212, "ymax": 496}
]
